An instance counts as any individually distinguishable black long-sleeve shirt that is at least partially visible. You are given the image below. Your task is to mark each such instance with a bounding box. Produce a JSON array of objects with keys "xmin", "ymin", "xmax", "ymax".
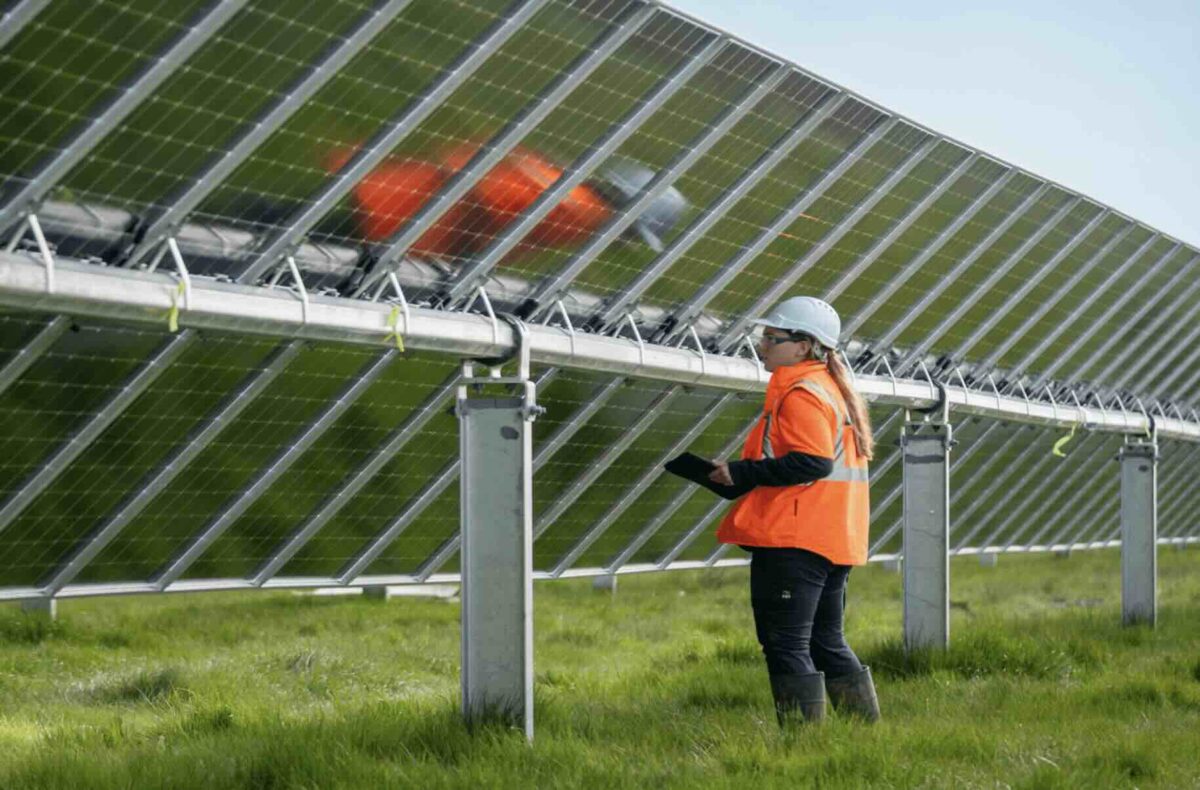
[{"xmin": 727, "ymin": 451, "xmax": 833, "ymax": 489}]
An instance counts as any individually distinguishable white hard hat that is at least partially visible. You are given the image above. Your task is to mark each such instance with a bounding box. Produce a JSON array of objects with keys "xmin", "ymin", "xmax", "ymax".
[{"xmin": 752, "ymin": 296, "xmax": 841, "ymax": 349}]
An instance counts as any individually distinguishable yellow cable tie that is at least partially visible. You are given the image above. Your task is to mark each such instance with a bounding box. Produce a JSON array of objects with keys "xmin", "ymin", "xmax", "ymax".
[
  {"xmin": 385, "ymin": 305, "xmax": 405, "ymax": 352},
  {"xmin": 167, "ymin": 281, "xmax": 185, "ymax": 333},
  {"xmin": 1051, "ymin": 422, "xmax": 1076, "ymax": 458}
]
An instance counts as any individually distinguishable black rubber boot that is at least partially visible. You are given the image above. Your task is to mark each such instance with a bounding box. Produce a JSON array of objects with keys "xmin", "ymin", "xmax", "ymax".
[
  {"xmin": 769, "ymin": 671, "xmax": 826, "ymax": 726},
  {"xmin": 825, "ymin": 666, "xmax": 881, "ymax": 722}
]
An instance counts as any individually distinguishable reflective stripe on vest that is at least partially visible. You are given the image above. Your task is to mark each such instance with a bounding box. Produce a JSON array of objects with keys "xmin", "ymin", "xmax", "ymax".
[{"xmin": 779, "ymin": 379, "xmax": 868, "ymax": 484}]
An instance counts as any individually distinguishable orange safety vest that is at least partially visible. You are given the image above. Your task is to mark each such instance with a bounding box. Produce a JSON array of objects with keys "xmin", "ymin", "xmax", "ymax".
[{"xmin": 717, "ymin": 360, "xmax": 870, "ymax": 565}]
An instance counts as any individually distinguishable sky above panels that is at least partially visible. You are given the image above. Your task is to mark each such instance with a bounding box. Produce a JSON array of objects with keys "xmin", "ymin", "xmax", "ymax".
[{"xmin": 667, "ymin": 0, "xmax": 1199, "ymax": 247}]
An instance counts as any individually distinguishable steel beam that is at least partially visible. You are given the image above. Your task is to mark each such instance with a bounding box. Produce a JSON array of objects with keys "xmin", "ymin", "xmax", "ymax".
[
  {"xmin": 551, "ymin": 392, "xmax": 738, "ymax": 575},
  {"xmin": 893, "ymin": 194, "xmax": 1078, "ymax": 371},
  {"xmin": 41, "ymin": 340, "xmax": 304, "ymax": 594},
  {"xmin": 1120, "ymin": 439, "xmax": 1157, "ymax": 625},
  {"xmin": 0, "ymin": 0, "xmax": 250, "ymax": 231},
  {"xmin": 0, "ymin": 331, "xmax": 195, "ymax": 537},
  {"xmin": 5, "ymin": 253, "xmax": 1200, "ymax": 440},
  {"xmin": 0, "ymin": 315, "xmax": 70, "ymax": 396},
  {"xmin": 250, "ymin": 369, "xmax": 468, "ymax": 585},
  {"xmin": 340, "ymin": 375, "xmax": 626, "ymax": 583},
  {"xmin": 152, "ymin": 349, "xmax": 398, "ymax": 588},
  {"xmin": 1029, "ymin": 242, "xmax": 1182, "ymax": 388},
  {"xmin": 593, "ymin": 90, "xmax": 853, "ymax": 331},
  {"xmin": 876, "ymin": 182, "xmax": 1054, "ymax": 362},
  {"xmin": 237, "ymin": 0, "xmax": 554, "ymax": 285},
  {"xmin": 358, "ymin": 2, "xmax": 658, "ymax": 291},
  {"xmin": 1010, "ymin": 230, "xmax": 1158, "ymax": 383},
  {"xmin": 715, "ymin": 134, "xmax": 938, "ymax": 350},
  {"xmin": 0, "ymin": 0, "xmax": 52, "ymax": 51},
  {"xmin": 665, "ymin": 109, "xmax": 893, "ymax": 338},
  {"xmin": 978, "ymin": 220, "xmax": 1138, "ymax": 373},
  {"xmin": 123, "ymin": 0, "xmax": 418, "ymax": 268},
  {"xmin": 523, "ymin": 66, "xmax": 790, "ymax": 318},
  {"xmin": 947, "ymin": 207, "xmax": 1110, "ymax": 363},
  {"xmin": 1081, "ymin": 255, "xmax": 1200, "ymax": 386},
  {"xmin": 901, "ymin": 419, "xmax": 952, "ymax": 650},
  {"xmin": 840, "ymin": 168, "xmax": 1019, "ymax": 342},
  {"xmin": 440, "ymin": 35, "xmax": 728, "ymax": 306}
]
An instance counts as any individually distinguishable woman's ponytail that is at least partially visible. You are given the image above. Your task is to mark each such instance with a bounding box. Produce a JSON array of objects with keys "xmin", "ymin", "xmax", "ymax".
[{"xmin": 824, "ymin": 349, "xmax": 874, "ymax": 460}]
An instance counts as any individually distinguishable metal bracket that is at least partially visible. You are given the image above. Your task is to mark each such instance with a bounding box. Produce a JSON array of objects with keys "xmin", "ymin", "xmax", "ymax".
[
  {"xmin": 265, "ymin": 255, "xmax": 310, "ymax": 324},
  {"xmin": 8, "ymin": 213, "xmax": 56, "ymax": 292}
]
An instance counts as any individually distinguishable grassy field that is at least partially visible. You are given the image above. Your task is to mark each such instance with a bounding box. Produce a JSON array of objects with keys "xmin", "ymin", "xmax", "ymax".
[{"xmin": 1, "ymin": 548, "xmax": 1199, "ymax": 788}]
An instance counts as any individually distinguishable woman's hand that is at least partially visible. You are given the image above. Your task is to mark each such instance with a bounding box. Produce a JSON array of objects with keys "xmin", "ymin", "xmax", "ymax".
[{"xmin": 708, "ymin": 459, "xmax": 734, "ymax": 487}]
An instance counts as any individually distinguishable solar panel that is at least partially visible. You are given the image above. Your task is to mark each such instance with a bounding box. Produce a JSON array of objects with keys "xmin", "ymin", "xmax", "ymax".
[{"xmin": 0, "ymin": 0, "xmax": 1195, "ymax": 602}]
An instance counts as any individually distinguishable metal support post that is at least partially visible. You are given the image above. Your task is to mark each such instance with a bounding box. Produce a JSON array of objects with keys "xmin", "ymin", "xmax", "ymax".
[
  {"xmin": 457, "ymin": 321, "xmax": 541, "ymax": 740},
  {"xmin": 978, "ymin": 552, "xmax": 997, "ymax": 567},
  {"xmin": 870, "ymin": 417, "xmax": 1012, "ymax": 556},
  {"xmin": 398, "ymin": 375, "xmax": 629, "ymax": 584},
  {"xmin": 901, "ymin": 407, "xmax": 952, "ymax": 650},
  {"xmin": 1119, "ymin": 438, "xmax": 1158, "ymax": 626},
  {"xmin": 20, "ymin": 596, "xmax": 56, "ymax": 619}
]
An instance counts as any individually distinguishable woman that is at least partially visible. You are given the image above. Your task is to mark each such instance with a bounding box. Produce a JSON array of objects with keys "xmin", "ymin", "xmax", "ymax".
[{"xmin": 708, "ymin": 296, "xmax": 878, "ymax": 725}]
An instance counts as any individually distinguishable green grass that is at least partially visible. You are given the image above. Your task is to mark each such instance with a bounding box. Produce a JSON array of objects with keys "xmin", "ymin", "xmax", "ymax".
[{"xmin": 1, "ymin": 548, "xmax": 1199, "ymax": 788}]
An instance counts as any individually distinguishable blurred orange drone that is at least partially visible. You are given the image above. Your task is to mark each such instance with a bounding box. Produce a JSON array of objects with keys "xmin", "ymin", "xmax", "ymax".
[{"xmin": 325, "ymin": 142, "xmax": 688, "ymax": 262}]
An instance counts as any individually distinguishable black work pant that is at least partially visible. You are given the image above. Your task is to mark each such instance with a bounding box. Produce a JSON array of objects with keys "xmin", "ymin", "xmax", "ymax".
[{"xmin": 749, "ymin": 547, "xmax": 864, "ymax": 678}]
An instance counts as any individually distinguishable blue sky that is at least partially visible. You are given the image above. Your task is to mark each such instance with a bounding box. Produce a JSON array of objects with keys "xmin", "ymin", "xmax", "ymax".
[{"xmin": 666, "ymin": 0, "xmax": 1199, "ymax": 247}]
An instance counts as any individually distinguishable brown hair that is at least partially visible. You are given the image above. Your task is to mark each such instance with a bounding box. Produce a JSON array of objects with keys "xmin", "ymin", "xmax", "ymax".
[{"xmin": 824, "ymin": 348, "xmax": 875, "ymax": 460}]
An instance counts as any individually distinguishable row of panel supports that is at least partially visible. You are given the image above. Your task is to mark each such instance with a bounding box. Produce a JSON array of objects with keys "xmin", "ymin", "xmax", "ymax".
[{"xmin": 458, "ymin": 389, "xmax": 1167, "ymax": 740}]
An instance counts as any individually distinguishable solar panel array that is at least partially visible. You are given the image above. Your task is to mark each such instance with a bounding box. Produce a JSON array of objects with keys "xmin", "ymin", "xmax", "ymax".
[{"xmin": 0, "ymin": 0, "xmax": 1196, "ymax": 599}]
